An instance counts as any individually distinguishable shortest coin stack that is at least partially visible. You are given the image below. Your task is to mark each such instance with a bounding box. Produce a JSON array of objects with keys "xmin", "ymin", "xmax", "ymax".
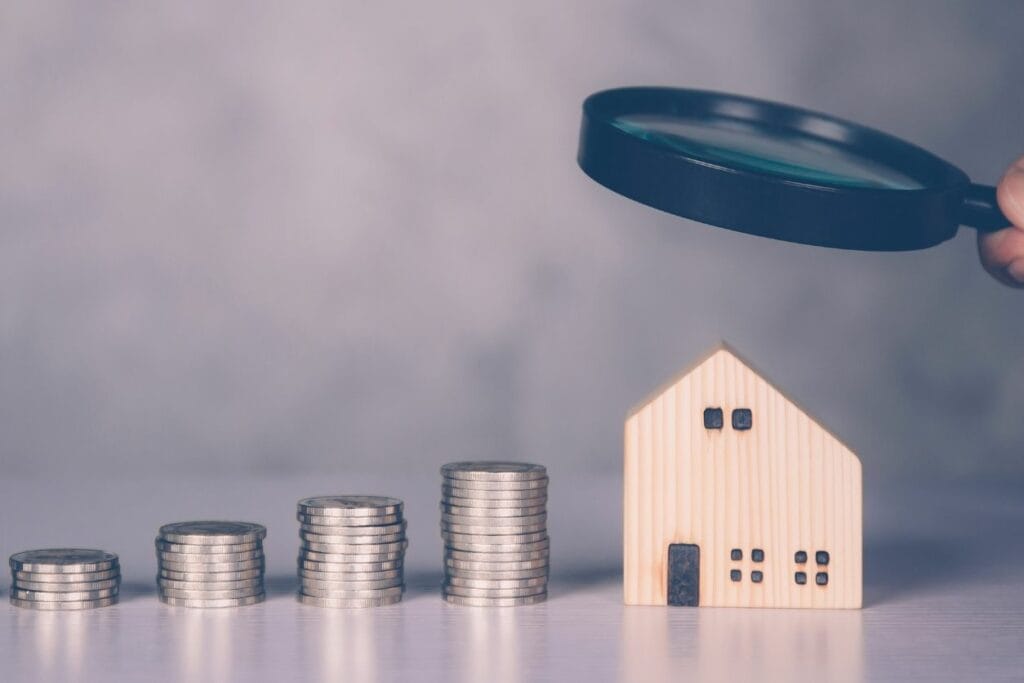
[
  {"xmin": 296, "ymin": 495, "xmax": 407, "ymax": 608},
  {"xmin": 441, "ymin": 461, "xmax": 550, "ymax": 606},
  {"xmin": 9, "ymin": 548, "xmax": 121, "ymax": 610},
  {"xmin": 155, "ymin": 521, "xmax": 267, "ymax": 608}
]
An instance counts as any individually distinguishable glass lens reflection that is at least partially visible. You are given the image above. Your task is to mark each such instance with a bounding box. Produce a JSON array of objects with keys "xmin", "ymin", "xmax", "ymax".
[{"xmin": 614, "ymin": 114, "xmax": 923, "ymax": 190}]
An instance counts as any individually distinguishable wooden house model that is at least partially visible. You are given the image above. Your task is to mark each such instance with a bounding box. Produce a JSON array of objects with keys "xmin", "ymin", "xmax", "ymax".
[{"xmin": 623, "ymin": 344, "xmax": 862, "ymax": 609}]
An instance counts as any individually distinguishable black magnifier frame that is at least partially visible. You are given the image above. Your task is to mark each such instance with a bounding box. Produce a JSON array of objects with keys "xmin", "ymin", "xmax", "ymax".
[{"xmin": 578, "ymin": 87, "xmax": 1008, "ymax": 251}]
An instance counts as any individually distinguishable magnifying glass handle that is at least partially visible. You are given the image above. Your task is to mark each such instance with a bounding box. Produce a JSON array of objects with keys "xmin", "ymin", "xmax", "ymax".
[{"xmin": 960, "ymin": 184, "xmax": 1009, "ymax": 233}]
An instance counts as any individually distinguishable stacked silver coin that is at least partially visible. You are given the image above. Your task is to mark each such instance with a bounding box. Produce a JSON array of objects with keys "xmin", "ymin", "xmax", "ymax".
[
  {"xmin": 8, "ymin": 548, "xmax": 121, "ymax": 610},
  {"xmin": 441, "ymin": 462, "xmax": 550, "ymax": 606},
  {"xmin": 296, "ymin": 495, "xmax": 408, "ymax": 608},
  {"xmin": 155, "ymin": 521, "xmax": 266, "ymax": 608}
]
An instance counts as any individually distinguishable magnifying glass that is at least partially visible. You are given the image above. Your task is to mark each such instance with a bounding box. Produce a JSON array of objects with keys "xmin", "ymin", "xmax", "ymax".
[{"xmin": 577, "ymin": 87, "xmax": 1008, "ymax": 251}]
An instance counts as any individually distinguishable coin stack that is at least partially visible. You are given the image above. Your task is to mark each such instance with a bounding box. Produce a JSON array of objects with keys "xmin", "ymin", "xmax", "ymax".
[
  {"xmin": 8, "ymin": 549, "xmax": 121, "ymax": 610},
  {"xmin": 296, "ymin": 495, "xmax": 407, "ymax": 608},
  {"xmin": 440, "ymin": 462, "xmax": 550, "ymax": 606},
  {"xmin": 155, "ymin": 521, "xmax": 267, "ymax": 608}
]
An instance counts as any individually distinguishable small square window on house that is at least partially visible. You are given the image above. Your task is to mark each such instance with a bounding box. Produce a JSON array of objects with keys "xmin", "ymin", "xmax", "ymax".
[
  {"xmin": 794, "ymin": 550, "xmax": 807, "ymax": 564},
  {"xmin": 816, "ymin": 551, "xmax": 830, "ymax": 566},
  {"xmin": 751, "ymin": 570, "xmax": 763, "ymax": 583},
  {"xmin": 730, "ymin": 569, "xmax": 741, "ymax": 582},
  {"xmin": 751, "ymin": 548, "xmax": 764, "ymax": 562},
  {"xmin": 732, "ymin": 408, "xmax": 752, "ymax": 430},
  {"xmin": 816, "ymin": 572, "xmax": 829, "ymax": 586},
  {"xmin": 795, "ymin": 572, "xmax": 807, "ymax": 585},
  {"xmin": 704, "ymin": 407, "xmax": 724, "ymax": 430},
  {"xmin": 730, "ymin": 548, "xmax": 742, "ymax": 561}
]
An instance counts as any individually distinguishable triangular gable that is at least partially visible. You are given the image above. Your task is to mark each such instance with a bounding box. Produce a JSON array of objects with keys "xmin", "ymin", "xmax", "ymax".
[{"xmin": 627, "ymin": 341, "xmax": 855, "ymax": 453}]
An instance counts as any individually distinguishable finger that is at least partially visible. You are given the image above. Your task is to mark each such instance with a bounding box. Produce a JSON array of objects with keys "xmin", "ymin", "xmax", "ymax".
[
  {"xmin": 977, "ymin": 158, "xmax": 1024, "ymax": 287},
  {"xmin": 996, "ymin": 156, "xmax": 1024, "ymax": 229},
  {"xmin": 978, "ymin": 227, "xmax": 1024, "ymax": 287}
]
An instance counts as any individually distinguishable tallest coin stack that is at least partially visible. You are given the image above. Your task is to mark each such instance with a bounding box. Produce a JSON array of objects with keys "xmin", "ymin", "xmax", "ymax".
[{"xmin": 440, "ymin": 461, "xmax": 550, "ymax": 606}]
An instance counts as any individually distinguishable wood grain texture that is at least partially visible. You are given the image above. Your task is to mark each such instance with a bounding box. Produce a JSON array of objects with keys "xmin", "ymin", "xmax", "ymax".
[{"xmin": 624, "ymin": 344, "xmax": 862, "ymax": 608}]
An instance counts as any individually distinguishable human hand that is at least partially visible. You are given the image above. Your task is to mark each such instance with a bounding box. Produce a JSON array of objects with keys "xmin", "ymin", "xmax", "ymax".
[{"xmin": 978, "ymin": 156, "xmax": 1024, "ymax": 287}]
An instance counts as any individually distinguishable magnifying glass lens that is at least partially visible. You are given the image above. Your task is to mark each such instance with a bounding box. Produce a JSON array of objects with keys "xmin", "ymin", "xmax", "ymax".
[
  {"xmin": 581, "ymin": 88, "xmax": 1006, "ymax": 250},
  {"xmin": 613, "ymin": 114, "xmax": 924, "ymax": 191}
]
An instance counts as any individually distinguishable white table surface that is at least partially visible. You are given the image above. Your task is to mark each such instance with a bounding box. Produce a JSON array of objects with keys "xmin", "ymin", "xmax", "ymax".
[{"xmin": 2, "ymin": 471, "xmax": 1023, "ymax": 682}]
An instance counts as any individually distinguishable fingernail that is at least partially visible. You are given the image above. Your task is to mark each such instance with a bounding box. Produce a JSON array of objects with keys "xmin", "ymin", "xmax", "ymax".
[{"xmin": 1008, "ymin": 258, "xmax": 1024, "ymax": 284}]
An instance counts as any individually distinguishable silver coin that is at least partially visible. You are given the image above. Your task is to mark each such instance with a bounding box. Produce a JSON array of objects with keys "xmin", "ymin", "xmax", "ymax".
[
  {"xmin": 158, "ymin": 521, "xmax": 267, "ymax": 545},
  {"xmin": 442, "ymin": 531, "xmax": 548, "ymax": 545},
  {"xmin": 443, "ymin": 592, "xmax": 547, "ymax": 607},
  {"xmin": 299, "ymin": 520, "xmax": 407, "ymax": 536},
  {"xmin": 445, "ymin": 557, "xmax": 549, "ymax": 571},
  {"xmin": 9, "ymin": 549, "xmax": 119, "ymax": 574},
  {"xmin": 13, "ymin": 587, "xmax": 119, "ymax": 602},
  {"xmin": 299, "ymin": 549, "xmax": 405, "ymax": 563},
  {"xmin": 442, "ymin": 584, "xmax": 547, "ymax": 598},
  {"xmin": 296, "ymin": 592, "xmax": 403, "ymax": 608},
  {"xmin": 442, "ymin": 525, "xmax": 548, "ymax": 539},
  {"xmin": 13, "ymin": 568, "xmax": 120, "ymax": 583},
  {"xmin": 155, "ymin": 540, "xmax": 260, "ymax": 555},
  {"xmin": 297, "ymin": 496, "xmax": 403, "ymax": 518},
  {"xmin": 442, "ymin": 487, "xmax": 548, "ymax": 503},
  {"xmin": 440, "ymin": 475, "xmax": 549, "ymax": 491},
  {"xmin": 156, "ymin": 550, "xmax": 262, "ymax": 565},
  {"xmin": 298, "ymin": 585, "xmax": 404, "ymax": 600},
  {"xmin": 10, "ymin": 596, "xmax": 118, "ymax": 610},
  {"xmin": 14, "ymin": 577, "xmax": 120, "ymax": 592},
  {"xmin": 157, "ymin": 576, "xmax": 264, "ymax": 591},
  {"xmin": 442, "ymin": 544, "xmax": 548, "ymax": 561},
  {"xmin": 301, "ymin": 540, "xmax": 408, "ymax": 554},
  {"xmin": 444, "ymin": 538, "xmax": 550, "ymax": 553},
  {"xmin": 440, "ymin": 503, "xmax": 547, "ymax": 517},
  {"xmin": 159, "ymin": 567, "xmax": 264, "ymax": 582},
  {"xmin": 445, "ymin": 576, "xmax": 548, "ymax": 589},
  {"xmin": 300, "ymin": 532, "xmax": 406, "ymax": 547},
  {"xmin": 297, "ymin": 558, "xmax": 403, "ymax": 573},
  {"xmin": 441, "ymin": 462, "xmax": 547, "ymax": 481},
  {"xmin": 441, "ymin": 510, "xmax": 547, "ymax": 523},
  {"xmin": 300, "ymin": 577, "xmax": 405, "ymax": 592},
  {"xmin": 299, "ymin": 568, "xmax": 403, "ymax": 581},
  {"xmin": 297, "ymin": 513, "xmax": 402, "ymax": 527},
  {"xmin": 441, "ymin": 487, "xmax": 549, "ymax": 500},
  {"xmin": 443, "ymin": 568, "xmax": 548, "ymax": 581},
  {"xmin": 159, "ymin": 586, "xmax": 263, "ymax": 600},
  {"xmin": 159, "ymin": 592, "xmax": 265, "ymax": 608},
  {"xmin": 442, "ymin": 513, "xmax": 547, "ymax": 528},
  {"xmin": 158, "ymin": 558, "xmax": 265, "ymax": 573}
]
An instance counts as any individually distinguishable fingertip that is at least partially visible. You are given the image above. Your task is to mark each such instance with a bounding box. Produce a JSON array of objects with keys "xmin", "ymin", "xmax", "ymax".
[
  {"xmin": 1008, "ymin": 259, "xmax": 1024, "ymax": 285},
  {"xmin": 997, "ymin": 164, "xmax": 1024, "ymax": 229},
  {"xmin": 977, "ymin": 226, "xmax": 1024, "ymax": 288}
]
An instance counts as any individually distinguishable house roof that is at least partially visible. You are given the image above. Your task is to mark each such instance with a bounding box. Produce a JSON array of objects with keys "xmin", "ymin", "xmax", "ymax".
[{"xmin": 626, "ymin": 341, "xmax": 856, "ymax": 453}]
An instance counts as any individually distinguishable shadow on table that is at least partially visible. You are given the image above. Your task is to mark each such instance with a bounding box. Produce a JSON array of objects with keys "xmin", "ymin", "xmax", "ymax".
[
  {"xmin": 264, "ymin": 574, "xmax": 298, "ymax": 596},
  {"xmin": 549, "ymin": 566, "xmax": 620, "ymax": 598},
  {"xmin": 863, "ymin": 536, "xmax": 970, "ymax": 607},
  {"xmin": 403, "ymin": 568, "xmax": 443, "ymax": 590},
  {"xmin": 117, "ymin": 580, "xmax": 156, "ymax": 600},
  {"xmin": 865, "ymin": 488, "xmax": 1024, "ymax": 607}
]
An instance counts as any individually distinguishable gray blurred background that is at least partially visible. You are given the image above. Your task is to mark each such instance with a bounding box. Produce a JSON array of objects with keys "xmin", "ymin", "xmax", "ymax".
[{"xmin": 2, "ymin": 0, "xmax": 1023, "ymax": 486}]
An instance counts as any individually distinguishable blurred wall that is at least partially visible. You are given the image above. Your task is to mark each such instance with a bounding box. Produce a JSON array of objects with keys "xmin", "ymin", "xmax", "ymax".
[{"xmin": 2, "ymin": 1, "xmax": 1023, "ymax": 482}]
